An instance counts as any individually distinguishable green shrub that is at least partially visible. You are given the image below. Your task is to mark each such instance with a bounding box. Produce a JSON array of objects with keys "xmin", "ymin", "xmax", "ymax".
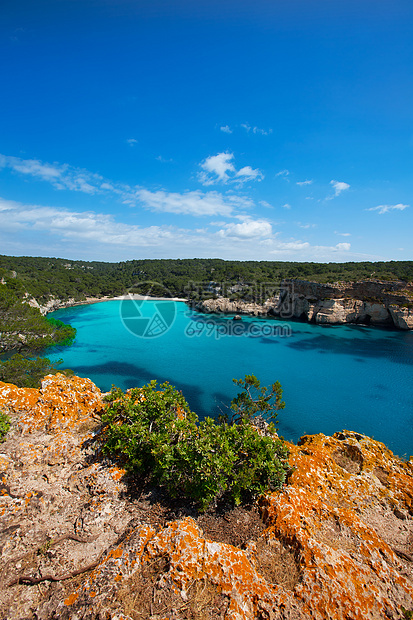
[
  {"xmin": 101, "ymin": 376, "xmax": 289, "ymax": 511},
  {"xmin": 0, "ymin": 412, "xmax": 11, "ymax": 442},
  {"xmin": 228, "ymin": 374, "xmax": 285, "ymax": 425},
  {"xmin": 0, "ymin": 354, "xmax": 66, "ymax": 388}
]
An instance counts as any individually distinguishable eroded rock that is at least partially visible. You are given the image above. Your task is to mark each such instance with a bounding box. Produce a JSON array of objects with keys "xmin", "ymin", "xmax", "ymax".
[
  {"xmin": 0, "ymin": 376, "xmax": 412, "ymax": 619},
  {"xmin": 194, "ymin": 279, "xmax": 413, "ymax": 329}
]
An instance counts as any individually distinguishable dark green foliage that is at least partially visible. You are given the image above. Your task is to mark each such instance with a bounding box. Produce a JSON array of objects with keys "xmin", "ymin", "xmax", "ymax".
[
  {"xmin": 0, "ymin": 354, "xmax": 66, "ymax": 388},
  {"xmin": 0, "ymin": 412, "xmax": 11, "ymax": 442},
  {"xmin": 0, "ymin": 256, "xmax": 412, "ymax": 305},
  {"xmin": 45, "ymin": 317, "xmax": 77, "ymax": 347},
  {"xmin": 101, "ymin": 377, "xmax": 289, "ymax": 511},
  {"xmin": 229, "ymin": 374, "xmax": 285, "ymax": 425},
  {"xmin": 0, "ymin": 278, "xmax": 76, "ymax": 353}
]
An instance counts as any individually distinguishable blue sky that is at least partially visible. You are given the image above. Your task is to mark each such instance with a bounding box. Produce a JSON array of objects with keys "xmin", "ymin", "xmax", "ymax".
[{"xmin": 0, "ymin": 0, "xmax": 412, "ymax": 262}]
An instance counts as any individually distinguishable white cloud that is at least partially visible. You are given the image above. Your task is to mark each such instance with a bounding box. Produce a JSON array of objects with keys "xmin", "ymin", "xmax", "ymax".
[
  {"xmin": 0, "ymin": 197, "xmax": 173, "ymax": 247},
  {"xmin": 366, "ymin": 203, "xmax": 409, "ymax": 214},
  {"xmin": 297, "ymin": 222, "xmax": 316, "ymax": 229},
  {"xmin": 276, "ymin": 169, "xmax": 290, "ymax": 177},
  {"xmin": 296, "ymin": 180, "xmax": 313, "ymax": 186},
  {"xmin": 329, "ymin": 180, "xmax": 350, "ymax": 198},
  {"xmin": 198, "ymin": 152, "xmax": 263, "ymax": 186},
  {"xmin": 0, "ymin": 197, "xmax": 382, "ymax": 262},
  {"xmin": 282, "ymin": 203, "xmax": 291, "ymax": 209},
  {"xmin": 0, "ymin": 153, "xmax": 105, "ymax": 194},
  {"xmin": 199, "ymin": 152, "xmax": 235, "ymax": 184},
  {"xmin": 217, "ymin": 217, "xmax": 272, "ymax": 239},
  {"xmin": 270, "ymin": 240, "xmax": 351, "ymax": 257},
  {"xmin": 334, "ymin": 231, "xmax": 351, "ymax": 237},
  {"xmin": 132, "ymin": 188, "xmax": 253, "ymax": 217},
  {"xmin": 0, "ymin": 152, "xmax": 261, "ymax": 222},
  {"xmin": 126, "ymin": 138, "xmax": 138, "ymax": 146},
  {"xmin": 270, "ymin": 241, "xmax": 310, "ymax": 252},
  {"xmin": 220, "ymin": 125, "xmax": 232, "ymax": 134},
  {"xmin": 235, "ymin": 166, "xmax": 263, "ymax": 182},
  {"xmin": 241, "ymin": 123, "xmax": 272, "ymax": 136}
]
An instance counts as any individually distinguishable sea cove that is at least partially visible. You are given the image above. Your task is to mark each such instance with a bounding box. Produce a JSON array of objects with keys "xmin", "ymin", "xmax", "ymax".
[{"xmin": 46, "ymin": 299, "xmax": 413, "ymax": 458}]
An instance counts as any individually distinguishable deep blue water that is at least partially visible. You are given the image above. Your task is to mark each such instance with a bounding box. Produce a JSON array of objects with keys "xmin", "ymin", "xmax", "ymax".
[{"xmin": 45, "ymin": 300, "xmax": 413, "ymax": 458}]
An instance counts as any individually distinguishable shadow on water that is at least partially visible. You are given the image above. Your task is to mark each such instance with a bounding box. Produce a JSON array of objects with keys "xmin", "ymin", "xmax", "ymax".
[
  {"xmin": 71, "ymin": 360, "xmax": 209, "ymax": 419},
  {"xmin": 287, "ymin": 332, "xmax": 413, "ymax": 364},
  {"xmin": 207, "ymin": 389, "xmax": 300, "ymax": 441}
]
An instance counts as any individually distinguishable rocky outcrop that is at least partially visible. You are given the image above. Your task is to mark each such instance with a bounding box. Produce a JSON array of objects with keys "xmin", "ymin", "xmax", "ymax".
[
  {"xmin": 389, "ymin": 305, "xmax": 413, "ymax": 330},
  {"xmin": 192, "ymin": 298, "xmax": 273, "ymax": 317},
  {"xmin": 194, "ymin": 279, "xmax": 413, "ymax": 329},
  {"xmin": 25, "ymin": 295, "xmax": 112, "ymax": 315},
  {"xmin": 26, "ymin": 295, "xmax": 77, "ymax": 315},
  {"xmin": 0, "ymin": 374, "xmax": 412, "ymax": 619}
]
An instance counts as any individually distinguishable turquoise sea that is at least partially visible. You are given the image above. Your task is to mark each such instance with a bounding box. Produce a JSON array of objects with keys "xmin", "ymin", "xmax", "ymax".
[{"xmin": 46, "ymin": 299, "xmax": 413, "ymax": 458}]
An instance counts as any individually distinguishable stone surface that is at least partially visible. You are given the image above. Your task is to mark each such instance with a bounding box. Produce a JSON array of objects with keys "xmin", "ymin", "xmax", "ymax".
[
  {"xmin": 0, "ymin": 375, "xmax": 412, "ymax": 619},
  {"xmin": 194, "ymin": 279, "xmax": 413, "ymax": 329},
  {"xmin": 389, "ymin": 305, "xmax": 413, "ymax": 330}
]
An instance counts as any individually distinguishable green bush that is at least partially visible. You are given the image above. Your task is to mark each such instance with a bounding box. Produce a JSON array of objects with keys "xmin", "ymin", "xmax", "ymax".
[
  {"xmin": 228, "ymin": 374, "xmax": 285, "ymax": 425},
  {"xmin": 101, "ymin": 376, "xmax": 289, "ymax": 511},
  {"xmin": 0, "ymin": 354, "xmax": 67, "ymax": 388},
  {"xmin": 0, "ymin": 412, "xmax": 11, "ymax": 442}
]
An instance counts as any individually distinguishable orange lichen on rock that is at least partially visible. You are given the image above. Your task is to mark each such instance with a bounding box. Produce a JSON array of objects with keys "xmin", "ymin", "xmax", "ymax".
[
  {"xmin": 0, "ymin": 375, "xmax": 412, "ymax": 620},
  {"xmin": 260, "ymin": 431, "xmax": 413, "ymax": 619},
  {"xmin": 0, "ymin": 373, "xmax": 103, "ymax": 434}
]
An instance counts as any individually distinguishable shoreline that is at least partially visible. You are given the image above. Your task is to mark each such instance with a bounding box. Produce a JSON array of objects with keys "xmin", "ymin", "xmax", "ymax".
[{"xmin": 48, "ymin": 294, "xmax": 188, "ymax": 312}]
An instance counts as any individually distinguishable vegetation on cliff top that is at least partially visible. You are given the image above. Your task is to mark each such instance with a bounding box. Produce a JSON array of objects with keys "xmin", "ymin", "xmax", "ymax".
[
  {"xmin": 101, "ymin": 375, "xmax": 289, "ymax": 511},
  {"xmin": 0, "ymin": 411, "xmax": 10, "ymax": 442},
  {"xmin": 0, "ymin": 276, "xmax": 76, "ymax": 352},
  {"xmin": 1, "ymin": 255, "xmax": 412, "ymax": 303},
  {"xmin": 0, "ymin": 270, "xmax": 76, "ymax": 385},
  {"xmin": 0, "ymin": 354, "xmax": 73, "ymax": 389}
]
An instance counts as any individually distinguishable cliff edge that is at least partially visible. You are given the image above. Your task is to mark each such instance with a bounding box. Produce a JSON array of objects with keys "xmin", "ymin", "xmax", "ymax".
[
  {"xmin": 0, "ymin": 374, "xmax": 412, "ymax": 619},
  {"xmin": 194, "ymin": 279, "xmax": 413, "ymax": 330}
]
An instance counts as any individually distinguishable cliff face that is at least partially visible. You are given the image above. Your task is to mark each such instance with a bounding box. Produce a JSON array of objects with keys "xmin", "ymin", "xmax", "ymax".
[
  {"xmin": 194, "ymin": 280, "xmax": 413, "ymax": 330},
  {"xmin": 0, "ymin": 374, "xmax": 412, "ymax": 619},
  {"xmin": 27, "ymin": 295, "xmax": 113, "ymax": 315}
]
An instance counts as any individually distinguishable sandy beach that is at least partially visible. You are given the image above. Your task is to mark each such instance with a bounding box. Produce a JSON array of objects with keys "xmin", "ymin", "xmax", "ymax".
[{"xmin": 70, "ymin": 294, "xmax": 188, "ymax": 307}]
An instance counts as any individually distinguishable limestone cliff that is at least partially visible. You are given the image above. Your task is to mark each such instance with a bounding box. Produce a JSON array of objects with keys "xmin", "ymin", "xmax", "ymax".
[
  {"xmin": 194, "ymin": 279, "xmax": 413, "ymax": 330},
  {"xmin": 26, "ymin": 294, "xmax": 114, "ymax": 316},
  {"xmin": 0, "ymin": 374, "xmax": 412, "ymax": 619}
]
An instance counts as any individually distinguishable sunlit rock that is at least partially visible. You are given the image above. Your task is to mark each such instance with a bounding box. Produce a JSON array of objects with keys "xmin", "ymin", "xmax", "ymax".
[{"xmin": 0, "ymin": 375, "xmax": 412, "ymax": 619}]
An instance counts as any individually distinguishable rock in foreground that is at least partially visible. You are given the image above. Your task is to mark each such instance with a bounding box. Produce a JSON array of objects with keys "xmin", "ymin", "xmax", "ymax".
[{"xmin": 0, "ymin": 374, "xmax": 412, "ymax": 619}]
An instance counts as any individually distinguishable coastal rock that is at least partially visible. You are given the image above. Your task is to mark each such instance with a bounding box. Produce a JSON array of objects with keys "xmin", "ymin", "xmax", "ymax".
[
  {"xmin": 26, "ymin": 296, "xmax": 78, "ymax": 315},
  {"xmin": 195, "ymin": 298, "xmax": 271, "ymax": 317},
  {"xmin": 389, "ymin": 305, "xmax": 413, "ymax": 330},
  {"xmin": 311, "ymin": 299, "xmax": 392, "ymax": 326},
  {"xmin": 0, "ymin": 375, "xmax": 412, "ymax": 619},
  {"xmin": 194, "ymin": 279, "xmax": 413, "ymax": 329}
]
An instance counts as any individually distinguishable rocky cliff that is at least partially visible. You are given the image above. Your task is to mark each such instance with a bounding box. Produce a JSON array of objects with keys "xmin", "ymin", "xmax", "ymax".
[
  {"xmin": 0, "ymin": 374, "xmax": 412, "ymax": 619},
  {"xmin": 194, "ymin": 280, "xmax": 413, "ymax": 330},
  {"xmin": 27, "ymin": 295, "xmax": 115, "ymax": 316}
]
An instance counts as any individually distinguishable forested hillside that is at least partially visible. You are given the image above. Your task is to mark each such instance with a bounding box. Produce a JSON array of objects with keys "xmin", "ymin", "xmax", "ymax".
[
  {"xmin": 0, "ymin": 273, "xmax": 76, "ymax": 353},
  {"xmin": 1, "ymin": 255, "xmax": 412, "ymax": 302}
]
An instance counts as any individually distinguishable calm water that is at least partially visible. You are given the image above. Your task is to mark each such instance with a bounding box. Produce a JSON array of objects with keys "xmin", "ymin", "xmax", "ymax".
[{"xmin": 45, "ymin": 300, "xmax": 413, "ymax": 457}]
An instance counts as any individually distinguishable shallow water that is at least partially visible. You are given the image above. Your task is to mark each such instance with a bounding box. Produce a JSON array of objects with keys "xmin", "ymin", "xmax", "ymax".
[{"xmin": 45, "ymin": 300, "xmax": 413, "ymax": 457}]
